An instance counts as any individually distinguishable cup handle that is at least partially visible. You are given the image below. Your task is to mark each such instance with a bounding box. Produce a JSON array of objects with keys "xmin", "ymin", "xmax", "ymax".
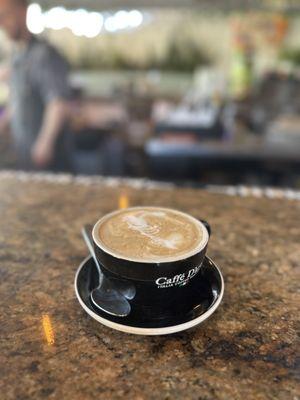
[{"xmin": 199, "ymin": 219, "xmax": 211, "ymax": 237}]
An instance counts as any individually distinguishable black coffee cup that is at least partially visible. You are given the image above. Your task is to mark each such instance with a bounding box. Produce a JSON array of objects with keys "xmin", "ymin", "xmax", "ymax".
[{"xmin": 92, "ymin": 207, "xmax": 210, "ymax": 321}]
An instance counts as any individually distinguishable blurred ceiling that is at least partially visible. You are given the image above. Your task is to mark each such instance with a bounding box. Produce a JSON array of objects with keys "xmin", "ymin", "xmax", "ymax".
[{"xmin": 38, "ymin": 0, "xmax": 300, "ymax": 12}]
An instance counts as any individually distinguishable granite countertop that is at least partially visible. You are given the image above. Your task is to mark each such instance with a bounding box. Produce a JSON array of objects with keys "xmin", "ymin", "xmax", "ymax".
[{"xmin": 0, "ymin": 172, "xmax": 299, "ymax": 400}]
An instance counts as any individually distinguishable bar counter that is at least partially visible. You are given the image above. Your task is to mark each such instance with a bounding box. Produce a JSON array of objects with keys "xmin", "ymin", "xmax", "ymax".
[{"xmin": 0, "ymin": 171, "xmax": 299, "ymax": 400}]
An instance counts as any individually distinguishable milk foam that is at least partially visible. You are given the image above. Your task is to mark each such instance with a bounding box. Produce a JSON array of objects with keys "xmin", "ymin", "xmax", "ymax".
[
  {"xmin": 93, "ymin": 207, "xmax": 208, "ymax": 263},
  {"xmin": 123, "ymin": 212, "xmax": 182, "ymax": 250}
]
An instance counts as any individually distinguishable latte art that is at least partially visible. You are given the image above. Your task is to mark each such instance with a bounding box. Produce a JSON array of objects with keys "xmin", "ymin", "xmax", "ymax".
[
  {"xmin": 94, "ymin": 207, "xmax": 208, "ymax": 263},
  {"xmin": 124, "ymin": 212, "xmax": 183, "ymax": 250}
]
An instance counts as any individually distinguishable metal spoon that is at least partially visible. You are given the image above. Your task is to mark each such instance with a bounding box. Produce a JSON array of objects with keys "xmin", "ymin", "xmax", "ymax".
[
  {"xmin": 82, "ymin": 225, "xmax": 136, "ymax": 300},
  {"xmin": 81, "ymin": 226, "xmax": 131, "ymax": 317}
]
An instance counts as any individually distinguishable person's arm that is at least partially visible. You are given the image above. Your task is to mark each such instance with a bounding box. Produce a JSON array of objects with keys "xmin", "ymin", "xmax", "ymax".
[
  {"xmin": 31, "ymin": 99, "xmax": 69, "ymax": 167},
  {"xmin": 0, "ymin": 107, "xmax": 11, "ymax": 136},
  {"xmin": 0, "ymin": 65, "xmax": 11, "ymax": 135},
  {"xmin": 30, "ymin": 45, "xmax": 71, "ymax": 168}
]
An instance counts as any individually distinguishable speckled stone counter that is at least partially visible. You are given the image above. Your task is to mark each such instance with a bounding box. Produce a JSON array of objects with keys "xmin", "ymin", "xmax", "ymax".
[{"xmin": 0, "ymin": 172, "xmax": 299, "ymax": 400}]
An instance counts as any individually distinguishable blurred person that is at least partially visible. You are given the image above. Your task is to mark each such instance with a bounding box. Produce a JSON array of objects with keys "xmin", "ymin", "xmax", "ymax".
[{"xmin": 0, "ymin": 0, "xmax": 71, "ymax": 171}]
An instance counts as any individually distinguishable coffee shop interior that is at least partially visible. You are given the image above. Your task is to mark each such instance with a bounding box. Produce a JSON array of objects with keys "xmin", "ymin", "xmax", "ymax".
[{"xmin": 0, "ymin": 0, "xmax": 300, "ymax": 193}]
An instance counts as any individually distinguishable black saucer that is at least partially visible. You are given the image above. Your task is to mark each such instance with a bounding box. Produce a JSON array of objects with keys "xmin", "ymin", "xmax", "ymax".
[{"xmin": 74, "ymin": 256, "xmax": 224, "ymax": 335}]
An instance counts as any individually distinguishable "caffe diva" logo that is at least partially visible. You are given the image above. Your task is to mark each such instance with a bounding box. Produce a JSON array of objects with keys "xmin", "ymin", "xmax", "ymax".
[{"xmin": 155, "ymin": 265, "xmax": 201, "ymax": 288}]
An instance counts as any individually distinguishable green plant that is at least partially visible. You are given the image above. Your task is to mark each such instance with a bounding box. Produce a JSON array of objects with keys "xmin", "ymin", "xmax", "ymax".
[{"xmin": 280, "ymin": 48, "xmax": 300, "ymax": 66}]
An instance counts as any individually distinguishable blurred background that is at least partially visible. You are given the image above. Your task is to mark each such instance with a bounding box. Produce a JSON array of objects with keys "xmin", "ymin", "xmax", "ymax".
[{"xmin": 0, "ymin": 0, "xmax": 300, "ymax": 188}]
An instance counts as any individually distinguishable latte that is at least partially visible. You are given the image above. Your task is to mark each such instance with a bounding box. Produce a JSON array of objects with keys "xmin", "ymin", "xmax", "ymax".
[{"xmin": 93, "ymin": 207, "xmax": 208, "ymax": 263}]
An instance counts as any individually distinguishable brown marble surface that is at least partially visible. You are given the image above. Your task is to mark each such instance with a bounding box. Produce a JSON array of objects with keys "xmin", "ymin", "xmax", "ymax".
[{"xmin": 0, "ymin": 172, "xmax": 299, "ymax": 400}]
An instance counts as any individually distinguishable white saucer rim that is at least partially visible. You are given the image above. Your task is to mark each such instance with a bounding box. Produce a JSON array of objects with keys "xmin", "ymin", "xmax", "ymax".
[{"xmin": 74, "ymin": 255, "xmax": 224, "ymax": 336}]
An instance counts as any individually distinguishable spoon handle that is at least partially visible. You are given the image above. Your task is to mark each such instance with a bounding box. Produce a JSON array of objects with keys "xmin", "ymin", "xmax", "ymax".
[
  {"xmin": 81, "ymin": 224, "xmax": 131, "ymax": 317},
  {"xmin": 81, "ymin": 225, "xmax": 102, "ymax": 280}
]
